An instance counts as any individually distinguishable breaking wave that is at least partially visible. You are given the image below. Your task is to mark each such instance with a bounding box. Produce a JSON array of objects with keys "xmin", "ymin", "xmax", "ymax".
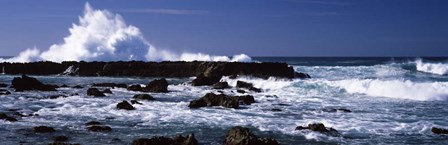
[
  {"xmin": 415, "ymin": 59, "xmax": 448, "ymax": 75},
  {"xmin": 0, "ymin": 3, "xmax": 251, "ymax": 63}
]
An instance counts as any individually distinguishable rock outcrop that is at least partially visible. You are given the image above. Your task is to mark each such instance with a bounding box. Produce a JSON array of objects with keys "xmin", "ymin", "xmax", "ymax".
[
  {"xmin": 116, "ymin": 100, "xmax": 135, "ymax": 110},
  {"xmin": 87, "ymin": 88, "xmax": 106, "ymax": 97},
  {"xmin": 432, "ymin": 127, "xmax": 448, "ymax": 135},
  {"xmin": 191, "ymin": 73, "xmax": 221, "ymax": 86},
  {"xmin": 11, "ymin": 75, "xmax": 57, "ymax": 91},
  {"xmin": 132, "ymin": 133, "xmax": 198, "ymax": 145},
  {"xmin": 295, "ymin": 123, "xmax": 339, "ymax": 136},
  {"xmin": 236, "ymin": 81, "xmax": 261, "ymax": 92},
  {"xmin": 213, "ymin": 82, "xmax": 230, "ymax": 89},
  {"xmin": 188, "ymin": 93, "xmax": 256, "ymax": 109},
  {"xmin": 143, "ymin": 78, "xmax": 168, "ymax": 92},
  {"xmin": 224, "ymin": 126, "xmax": 279, "ymax": 145}
]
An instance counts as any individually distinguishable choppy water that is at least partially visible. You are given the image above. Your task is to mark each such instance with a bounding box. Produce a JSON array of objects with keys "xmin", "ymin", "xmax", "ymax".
[{"xmin": 1, "ymin": 57, "xmax": 448, "ymax": 144}]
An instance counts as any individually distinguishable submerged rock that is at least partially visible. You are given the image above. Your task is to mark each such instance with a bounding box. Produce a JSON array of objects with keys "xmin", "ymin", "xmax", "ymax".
[
  {"xmin": 85, "ymin": 121, "xmax": 101, "ymax": 126},
  {"xmin": 127, "ymin": 84, "xmax": 142, "ymax": 92},
  {"xmin": 213, "ymin": 82, "xmax": 230, "ymax": 89},
  {"xmin": 116, "ymin": 100, "xmax": 135, "ymax": 110},
  {"xmin": 47, "ymin": 95, "xmax": 68, "ymax": 99},
  {"xmin": 11, "ymin": 75, "xmax": 57, "ymax": 91},
  {"xmin": 143, "ymin": 78, "xmax": 168, "ymax": 92},
  {"xmin": 191, "ymin": 73, "xmax": 222, "ymax": 86},
  {"xmin": 132, "ymin": 94, "xmax": 155, "ymax": 101},
  {"xmin": 72, "ymin": 85, "xmax": 83, "ymax": 89},
  {"xmin": 224, "ymin": 126, "xmax": 279, "ymax": 145},
  {"xmin": 432, "ymin": 127, "xmax": 448, "ymax": 135},
  {"xmin": 322, "ymin": 108, "xmax": 352, "ymax": 113},
  {"xmin": 0, "ymin": 89, "xmax": 11, "ymax": 95},
  {"xmin": 102, "ymin": 89, "xmax": 113, "ymax": 94},
  {"xmin": 53, "ymin": 135, "xmax": 69, "ymax": 142},
  {"xmin": 33, "ymin": 126, "xmax": 55, "ymax": 133},
  {"xmin": 132, "ymin": 133, "xmax": 198, "ymax": 145},
  {"xmin": 188, "ymin": 93, "xmax": 239, "ymax": 109},
  {"xmin": 0, "ymin": 83, "xmax": 7, "ymax": 87},
  {"xmin": 0, "ymin": 113, "xmax": 17, "ymax": 122},
  {"xmin": 294, "ymin": 72, "xmax": 311, "ymax": 79},
  {"xmin": 295, "ymin": 123, "xmax": 338, "ymax": 135},
  {"xmin": 87, "ymin": 88, "xmax": 106, "ymax": 97},
  {"xmin": 92, "ymin": 83, "xmax": 126, "ymax": 88},
  {"xmin": 87, "ymin": 125, "xmax": 112, "ymax": 132},
  {"xmin": 236, "ymin": 81, "xmax": 261, "ymax": 92}
]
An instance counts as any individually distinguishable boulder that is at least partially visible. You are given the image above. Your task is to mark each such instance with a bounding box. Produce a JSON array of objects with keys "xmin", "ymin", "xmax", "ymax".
[
  {"xmin": 236, "ymin": 81, "xmax": 261, "ymax": 92},
  {"xmin": 133, "ymin": 94, "xmax": 155, "ymax": 101},
  {"xmin": 116, "ymin": 100, "xmax": 135, "ymax": 110},
  {"xmin": 87, "ymin": 88, "xmax": 105, "ymax": 97},
  {"xmin": 87, "ymin": 125, "xmax": 112, "ymax": 132},
  {"xmin": 92, "ymin": 83, "xmax": 126, "ymax": 88},
  {"xmin": 11, "ymin": 75, "xmax": 57, "ymax": 91},
  {"xmin": 127, "ymin": 84, "xmax": 142, "ymax": 92},
  {"xmin": 238, "ymin": 95, "xmax": 255, "ymax": 105},
  {"xmin": 294, "ymin": 72, "xmax": 311, "ymax": 79},
  {"xmin": 132, "ymin": 133, "xmax": 198, "ymax": 145},
  {"xmin": 191, "ymin": 73, "xmax": 222, "ymax": 86},
  {"xmin": 432, "ymin": 127, "xmax": 448, "ymax": 135},
  {"xmin": 34, "ymin": 126, "xmax": 55, "ymax": 133},
  {"xmin": 143, "ymin": 78, "xmax": 168, "ymax": 92},
  {"xmin": 102, "ymin": 89, "xmax": 113, "ymax": 94},
  {"xmin": 224, "ymin": 126, "xmax": 279, "ymax": 145},
  {"xmin": 188, "ymin": 93, "xmax": 239, "ymax": 109},
  {"xmin": 295, "ymin": 123, "xmax": 338, "ymax": 135},
  {"xmin": 213, "ymin": 82, "xmax": 230, "ymax": 89}
]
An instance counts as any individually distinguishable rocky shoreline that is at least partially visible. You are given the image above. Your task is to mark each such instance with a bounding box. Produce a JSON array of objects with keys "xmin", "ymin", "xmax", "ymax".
[{"xmin": 0, "ymin": 61, "xmax": 308, "ymax": 79}]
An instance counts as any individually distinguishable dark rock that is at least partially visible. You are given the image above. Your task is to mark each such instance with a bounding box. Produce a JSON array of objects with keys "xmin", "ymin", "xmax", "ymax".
[
  {"xmin": 11, "ymin": 75, "xmax": 57, "ymax": 91},
  {"xmin": 213, "ymin": 82, "xmax": 230, "ymax": 89},
  {"xmin": 116, "ymin": 100, "xmax": 135, "ymax": 110},
  {"xmin": 87, "ymin": 125, "xmax": 112, "ymax": 132},
  {"xmin": 130, "ymin": 100, "xmax": 143, "ymax": 105},
  {"xmin": 60, "ymin": 84, "xmax": 68, "ymax": 88},
  {"xmin": 53, "ymin": 135, "xmax": 69, "ymax": 142},
  {"xmin": 0, "ymin": 113, "xmax": 7, "ymax": 119},
  {"xmin": 191, "ymin": 73, "xmax": 222, "ymax": 86},
  {"xmin": 236, "ymin": 90, "xmax": 246, "ymax": 94},
  {"xmin": 238, "ymin": 95, "xmax": 255, "ymax": 105},
  {"xmin": 270, "ymin": 108, "xmax": 282, "ymax": 112},
  {"xmin": 294, "ymin": 72, "xmax": 311, "ymax": 79},
  {"xmin": 48, "ymin": 142, "xmax": 80, "ymax": 145},
  {"xmin": 127, "ymin": 84, "xmax": 142, "ymax": 92},
  {"xmin": 236, "ymin": 81, "xmax": 261, "ymax": 92},
  {"xmin": 12, "ymin": 112, "xmax": 25, "ymax": 117},
  {"xmin": 432, "ymin": 127, "xmax": 448, "ymax": 135},
  {"xmin": 0, "ymin": 89, "xmax": 10, "ymax": 95},
  {"xmin": 85, "ymin": 121, "xmax": 101, "ymax": 126},
  {"xmin": 132, "ymin": 94, "xmax": 155, "ymax": 101},
  {"xmin": 322, "ymin": 108, "xmax": 352, "ymax": 113},
  {"xmin": 143, "ymin": 78, "xmax": 168, "ymax": 92},
  {"xmin": 47, "ymin": 95, "xmax": 68, "ymax": 99},
  {"xmin": 295, "ymin": 123, "xmax": 338, "ymax": 135},
  {"xmin": 87, "ymin": 88, "xmax": 105, "ymax": 97},
  {"xmin": 224, "ymin": 126, "xmax": 279, "ymax": 145},
  {"xmin": 92, "ymin": 83, "xmax": 126, "ymax": 88},
  {"xmin": 72, "ymin": 85, "xmax": 83, "ymax": 89},
  {"xmin": 188, "ymin": 93, "xmax": 239, "ymax": 109},
  {"xmin": 33, "ymin": 126, "xmax": 55, "ymax": 133},
  {"xmin": 0, "ymin": 83, "xmax": 7, "ymax": 87},
  {"xmin": 132, "ymin": 133, "xmax": 198, "ymax": 145},
  {"xmin": 102, "ymin": 89, "xmax": 113, "ymax": 94},
  {"xmin": 5, "ymin": 117, "xmax": 17, "ymax": 122}
]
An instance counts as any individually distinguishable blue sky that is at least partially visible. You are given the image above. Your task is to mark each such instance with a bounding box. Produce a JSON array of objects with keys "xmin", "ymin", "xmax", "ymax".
[{"xmin": 0, "ymin": 0, "xmax": 447, "ymax": 57}]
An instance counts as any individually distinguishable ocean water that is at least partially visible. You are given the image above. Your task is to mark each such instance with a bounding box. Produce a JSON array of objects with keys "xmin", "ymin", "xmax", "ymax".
[{"xmin": 0, "ymin": 57, "xmax": 448, "ymax": 145}]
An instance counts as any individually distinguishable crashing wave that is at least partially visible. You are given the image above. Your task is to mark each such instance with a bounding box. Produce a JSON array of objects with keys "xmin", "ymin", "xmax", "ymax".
[
  {"xmin": 328, "ymin": 79, "xmax": 448, "ymax": 101},
  {"xmin": 0, "ymin": 3, "xmax": 251, "ymax": 63},
  {"xmin": 415, "ymin": 59, "xmax": 448, "ymax": 75}
]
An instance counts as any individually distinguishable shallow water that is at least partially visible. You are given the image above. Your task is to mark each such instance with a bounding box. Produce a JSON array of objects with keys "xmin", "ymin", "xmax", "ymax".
[{"xmin": 0, "ymin": 57, "xmax": 448, "ymax": 144}]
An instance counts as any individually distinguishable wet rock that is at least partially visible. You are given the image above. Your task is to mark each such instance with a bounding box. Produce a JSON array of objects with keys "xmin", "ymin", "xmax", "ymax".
[
  {"xmin": 295, "ymin": 123, "xmax": 338, "ymax": 135},
  {"xmin": 236, "ymin": 81, "xmax": 261, "ymax": 92},
  {"xmin": 116, "ymin": 100, "xmax": 135, "ymax": 110},
  {"xmin": 213, "ymin": 82, "xmax": 230, "ymax": 89},
  {"xmin": 87, "ymin": 125, "xmax": 112, "ymax": 132},
  {"xmin": 191, "ymin": 73, "xmax": 222, "ymax": 86},
  {"xmin": 92, "ymin": 83, "xmax": 126, "ymax": 88},
  {"xmin": 238, "ymin": 95, "xmax": 255, "ymax": 105},
  {"xmin": 33, "ymin": 126, "xmax": 55, "ymax": 133},
  {"xmin": 72, "ymin": 85, "xmax": 83, "ymax": 89},
  {"xmin": 294, "ymin": 72, "xmax": 311, "ymax": 79},
  {"xmin": 236, "ymin": 90, "xmax": 246, "ymax": 94},
  {"xmin": 0, "ymin": 89, "xmax": 10, "ymax": 95},
  {"xmin": 270, "ymin": 108, "xmax": 282, "ymax": 112},
  {"xmin": 0, "ymin": 114, "xmax": 18, "ymax": 122},
  {"xmin": 132, "ymin": 133, "xmax": 198, "ymax": 145},
  {"xmin": 143, "ymin": 78, "xmax": 168, "ymax": 92},
  {"xmin": 127, "ymin": 84, "xmax": 142, "ymax": 92},
  {"xmin": 224, "ymin": 126, "xmax": 279, "ymax": 145},
  {"xmin": 60, "ymin": 84, "xmax": 68, "ymax": 88},
  {"xmin": 53, "ymin": 135, "xmax": 69, "ymax": 142},
  {"xmin": 87, "ymin": 88, "xmax": 105, "ymax": 97},
  {"xmin": 188, "ymin": 93, "xmax": 239, "ymax": 109},
  {"xmin": 102, "ymin": 89, "xmax": 113, "ymax": 94},
  {"xmin": 47, "ymin": 95, "xmax": 68, "ymax": 99},
  {"xmin": 0, "ymin": 83, "xmax": 7, "ymax": 87},
  {"xmin": 132, "ymin": 94, "xmax": 155, "ymax": 101},
  {"xmin": 130, "ymin": 100, "xmax": 143, "ymax": 105},
  {"xmin": 85, "ymin": 121, "xmax": 101, "ymax": 126},
  {"xmin": 322, "ymin": 108, "xmax": 352, "ymax": 113},
  {"xmin": 11, "ymin": 75, "xmax": 57, "ymax": 91},
  {"xmin": 432, "ymin": 127, "xmax": 448, "ymax": 135}
]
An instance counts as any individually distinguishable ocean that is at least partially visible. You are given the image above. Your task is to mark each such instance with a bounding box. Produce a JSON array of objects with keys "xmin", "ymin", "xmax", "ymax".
[{"xmin": 0, "ymin": 57, "xmax": 447, "ymax": 144}]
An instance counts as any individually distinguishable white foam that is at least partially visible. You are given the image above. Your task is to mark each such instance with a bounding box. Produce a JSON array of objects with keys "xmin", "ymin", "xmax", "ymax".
[
  {"xmin": 415, "ymin": 59, "xmax": 448, "ymax": 75},
  {"xmin": 328, "ymin": 79, "xmax": 448, "ymax": 101},
  {"xmin": 1, "ymin": 3, "xmax": 251, "ymax": 63}
]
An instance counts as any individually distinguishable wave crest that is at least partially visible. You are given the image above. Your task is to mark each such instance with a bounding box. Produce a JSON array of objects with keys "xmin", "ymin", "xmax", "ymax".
[{"xmin": 415, "ymin": 59, "xmax": 448, "ymax": 75}]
